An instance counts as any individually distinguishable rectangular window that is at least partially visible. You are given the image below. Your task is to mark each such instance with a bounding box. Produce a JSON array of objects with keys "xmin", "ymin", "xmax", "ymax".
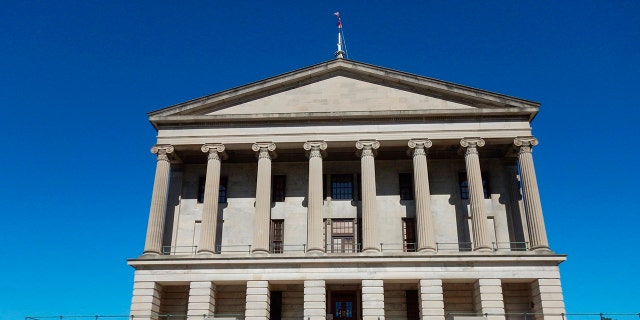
[
  {"xmin": 272, "ymin": 175, "xmax": 286, "ymax": 202},
  {"xmin": 399, "ymin": 173, "xmax": 414, "ymax": 200},
  {"xmin": 402, "ymin": 218, "xmax": 417, "ymax": 252},
  {"xmin": 270, "ymin": 219, "xmax": 284, "ymax": 253},
  {"xmin": 331, "ymin": 219, "xmax": 355, "ymax": 253},
  {"xmin": 459, "ymin": 172, "xmax": 490, "ymax": 200},
  {"xmin": 197, "ymin": 176, "xmax": 206, "ymax": 203},
  {"xmin": 198, "ymin": 176, "xmax": 228, "ymax": 203},
  {"xmin": 219, "ymin": 176, "xmax": 228, "ymax": 203},
  {"xmin": 331, "ymin": 174, "xmax": 354, "ymax": 200}
]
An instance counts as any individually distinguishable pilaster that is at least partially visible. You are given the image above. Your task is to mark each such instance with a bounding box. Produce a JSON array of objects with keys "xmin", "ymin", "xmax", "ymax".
[
  {"xmin": 187, "ymin": 281, "xmax": 216, "ymax": 318},
  {"xmin": 129, "ymin": 281, "xmax": 161, "ymax": 320},
  {"xmin": 356, "ymin": 140, "xmax": 380, "ymax": 253},
  {"xmin": 245, "ymin": 280, "xmax": 271, "ymax": 320},
  {"xmin": 532, "ymin": 278, "xmax": 565, "ymax": 320},
  {"xmin": 143, "ymin": 144, "xmax": 174, "ymax": 255},
  {"xmin": 362, "ymin": 279, "xmax": 385, "ymax": 320},
  {"xmin": 304, "ymin": 280, "xmax": 327, "ymax": 320},
  {"xmin": 474, "ymin": 279, "xmax": 505, "ymax": 320},
  {"xmin": 419, "ymin": 279, "xmax": 445, "ymax": 320}
]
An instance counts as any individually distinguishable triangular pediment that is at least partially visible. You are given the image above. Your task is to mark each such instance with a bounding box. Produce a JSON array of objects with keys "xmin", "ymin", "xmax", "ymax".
[{"xmin": 148, "ymin": 59, "xmax": 539, "ymax": 127}]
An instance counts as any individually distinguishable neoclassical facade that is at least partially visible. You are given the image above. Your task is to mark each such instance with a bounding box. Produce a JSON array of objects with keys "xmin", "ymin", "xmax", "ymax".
[{"xmin": 128, "ymin": 59, "xmax": 566, "ymax": 320}]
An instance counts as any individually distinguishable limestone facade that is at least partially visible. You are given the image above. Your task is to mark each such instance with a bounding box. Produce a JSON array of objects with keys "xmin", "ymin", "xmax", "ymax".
[{"xmin": 129, "ymin": 59, "xmax": 566, "ymax": 320}]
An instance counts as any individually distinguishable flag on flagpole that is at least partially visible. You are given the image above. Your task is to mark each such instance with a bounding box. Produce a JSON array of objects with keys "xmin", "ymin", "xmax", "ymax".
[{"xmin": 334, "ymin": 12, "xmax": 342, "ymax": 28}]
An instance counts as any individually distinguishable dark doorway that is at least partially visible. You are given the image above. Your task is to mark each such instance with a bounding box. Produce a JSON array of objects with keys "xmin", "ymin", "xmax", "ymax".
[{"xmin": 331, "ymin": 291, "xmax": 358, "ymax": 319}]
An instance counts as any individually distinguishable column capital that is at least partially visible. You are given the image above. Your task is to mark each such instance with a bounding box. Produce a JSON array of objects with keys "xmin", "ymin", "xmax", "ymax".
[
  {"xmin": 460, "ymin": 137, "xmax": 485, "ymax": 156},
  {"xmin": 460, "ymin": 137, "xmax": 485, "ymax": 148},
  {"xmin": 514, "ymin": 136, "xmax": 539, "ymax": 153},
  {"xmin": 252, "ymin": 142, "xmax": 277, "ymax": 159},
  {"xmin": 408, "ymin": 138, "xmax": 432, "ymax": 157},
  {"xmin": 304, "ymin": 141, "xmax": 327, "ymax": 158},
  {"xmin": 150, "ymin": 144, "xmax": 174, "ymax": 162},
  {"xmin": 356, "ymin": 140, "xmax": 380, "ymax": 157},
  {"xmin": 201, "ymin": 143, "xmax": 228, "ymax": 160}
]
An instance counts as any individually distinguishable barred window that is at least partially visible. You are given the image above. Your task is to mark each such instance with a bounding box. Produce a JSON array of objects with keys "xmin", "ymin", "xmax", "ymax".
[{"xmin": 270, "ymin": 219, "xmax": 284, "ymax": 253}]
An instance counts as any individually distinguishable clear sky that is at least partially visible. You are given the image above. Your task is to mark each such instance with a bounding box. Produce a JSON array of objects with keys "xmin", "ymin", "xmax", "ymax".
[{"xmin": 1, "ymin": 1, "xmax": 639, "ymax": 319}]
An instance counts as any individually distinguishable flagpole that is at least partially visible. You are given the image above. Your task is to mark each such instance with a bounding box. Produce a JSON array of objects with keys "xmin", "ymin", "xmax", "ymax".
[{"xmin": 334, "ymin": 12, "xmax": 346, "ymax": 59}]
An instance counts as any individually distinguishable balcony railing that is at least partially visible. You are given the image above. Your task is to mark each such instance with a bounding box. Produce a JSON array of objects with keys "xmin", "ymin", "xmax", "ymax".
[
  {"xmin": 24, "ymin": 312, "xmax": 640, "ymax": 320},
  {"xmin": 158, "ymin": 242, "xmax": 534, "ymax": 256}
]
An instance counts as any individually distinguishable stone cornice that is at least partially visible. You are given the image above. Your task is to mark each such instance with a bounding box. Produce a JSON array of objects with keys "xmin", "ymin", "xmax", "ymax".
[{"xmin": 128, "ymin": 253, "xmax": 567, "ymax": 269}]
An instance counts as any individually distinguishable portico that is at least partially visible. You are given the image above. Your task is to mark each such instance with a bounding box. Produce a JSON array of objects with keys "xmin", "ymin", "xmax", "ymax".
[{"xmin": 129, "ymin": 58, "xmax": 565, "ymax": 320}]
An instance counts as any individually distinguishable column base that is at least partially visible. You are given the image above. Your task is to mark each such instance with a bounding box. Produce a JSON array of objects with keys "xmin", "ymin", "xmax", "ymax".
[
  {"xmin": 306, "ymin": 249, "xmax": 325, "ymax": 256},
  {"xmin": 362, "ymin": 248, "xmax": 381, "ymax": 254},
  {"xmin": 251, "ymin": 249, "xmax": 270, "ymax": 256},
  {"xmin": 417, "ymin": 247, "xmax": 437, "ymax": 254}
]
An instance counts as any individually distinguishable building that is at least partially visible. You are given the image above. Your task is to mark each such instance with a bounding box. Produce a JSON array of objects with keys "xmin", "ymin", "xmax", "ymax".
[{"xmin": 128, "ymin": 57, "xmax": 566, "ymax": 320}]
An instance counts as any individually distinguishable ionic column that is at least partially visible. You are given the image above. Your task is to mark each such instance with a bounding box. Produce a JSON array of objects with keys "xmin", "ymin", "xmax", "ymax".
[
  {"xmin": 460, "ymin": 138, "xmax": 492, "ymax": 252},
  {"xmin": 252, "ymin": 142, "xmax": 276, "ymax": 254},
  {"xmin": 356, "ymin": 140, "xmax": 380, "ymax": 253},
  {"xmin": 304, "ymin": 141, "xmax": 327, "ymax": 254},
  {"xmin": 514, "ymin": 137, "xmax": 550, "ymax": 251},
  {"xmin": 198, "ymin": 143, "xmax": 227, "ymax": 255},
  {"xmin": 143, "ymin": 144, "xmax": 174, "ymax": 255},
  {"xmin": 408, "ymin": 139, "xmax": 436, "ymax": 252}
]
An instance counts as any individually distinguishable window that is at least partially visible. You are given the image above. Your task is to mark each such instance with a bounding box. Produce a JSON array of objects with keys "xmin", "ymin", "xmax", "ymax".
[
  {"xmin": 272, "ymin": 175, "xmax": 286, "ymax": 202},
  {"xmin": 459, "ymin": 172, "xmax": 490, "ymax": 200},
  {"xmin": 270, "ymin": 219, "xmax": 284, "ymax": 253},
  {"xmin": 399, "ymin": 173, "xmax": 414, "ymax": 200},
  {"xmin": 402, "ymin": 218, "xmax": 416, "ymax": 252},
  {"xmin": 331, "ymin": 219, "xmax": 355, "ymax": 253},
  {"xmin": 331, "ymin": 174, "xmax": 354, "ymax": 200},
  {"xmin": 197, "ymin": 176, "xmax": 228, "ymax": 203},
  {"xmin": 219, "ymin": 176, "xmax": 228, "ymax": 203}
]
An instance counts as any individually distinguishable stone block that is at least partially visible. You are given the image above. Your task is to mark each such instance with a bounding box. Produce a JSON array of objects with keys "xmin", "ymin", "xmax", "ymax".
[
  {"xmin": 304, "ymin": 287, "xmax": 327, "ymax": 295},
  {"xmin": 537, "ymin": 279, "xmax": 562, "ymax": 286},
  {"xmin": 304, "ymin": 294, "xmax": 326, "ymax": 302},
  {"xmin": 304, "ymin": 280, "xmax": 326, "ymax": 287},
  {"xmin": 420, "ymin": 300, "xmax": 444, "ymax": 309},
  {"xmin": 304, "ymin": 301, "xmax": 326, "ymax": 309},
  {"xmin": 362, "ymin": 279, "xmax": 384, "ymax": 287},
  {"xmin": 246, "ymin": 280, "xmax": 269, "ymax": 288},
  {"xmin": 362, "ymin": 286, "xmax": 384, "ymax": 294},
  {"xmin": 246, "ymin": 287, "xmax": 270, "ymax": 295}
]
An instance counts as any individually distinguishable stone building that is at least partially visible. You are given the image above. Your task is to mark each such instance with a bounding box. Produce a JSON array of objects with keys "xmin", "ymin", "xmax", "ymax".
[{"xmin": 128, "ymin": 58, "xmax": 566, "ymax": 320}]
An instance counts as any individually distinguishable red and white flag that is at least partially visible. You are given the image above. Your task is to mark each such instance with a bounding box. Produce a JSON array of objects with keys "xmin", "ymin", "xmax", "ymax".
[{"xmin": 334, "ymin": 12, "xmax": 342, "ymax": 28}]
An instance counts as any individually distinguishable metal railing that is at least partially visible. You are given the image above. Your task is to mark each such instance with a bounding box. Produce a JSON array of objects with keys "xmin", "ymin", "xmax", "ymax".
[
  {"xmin": 269, "ymin": 243, "xmax": 306, "ymax": 253},
  {"xmin": 214, "ymin": 244, "xmax": 252, "ymax": 254},
  {"xmin": 162, "ymin": 246, "xmax": 198, "ymax": 255},
  {"xmin": 25, "ymin": 312, "xmax": 640, "ymax": 320},
  {"xmin": 492, "ymin": 241, "xmax": 529, "ymax": 251},
  {"xmin": 325, "ymin": 242, "xmax": 362, "ymax": 253},
  {"xmin": 380, "ymin": 242, "xmax": 417, "ymax": 252},
  {"xmin": 436, "ymin": 242, "xmax": 473, "ymax": 252}
]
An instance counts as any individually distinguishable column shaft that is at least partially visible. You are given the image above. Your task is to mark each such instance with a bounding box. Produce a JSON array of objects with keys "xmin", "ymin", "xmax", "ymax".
[
  {"xmin": 514, "ymin": 137, "xmax": 549, "ymax": 251},
  {"xmin": 198, "ymin": 144, "xmax": 226, "ymax": 254},
  {"xmin": 357, "ymin": 140, "xmax": 380, "ymax": 253},
  {"xmin": 409, "ymin": 139, "xmax": 436, "ymax": 252},
  {"xmin": 461, "ymin": 138, "xmax": 492, "ymax": 252},
  {"xmin": 143, "ymin": 145, "xmax": 174, "ymax": 255},
  {"xmin": 252, "ymin": 143, "xmax": 276, "ymax": 254},
  {"xmin": 305, "ymin": 141, "xmax": 327, "ymax": 253}
]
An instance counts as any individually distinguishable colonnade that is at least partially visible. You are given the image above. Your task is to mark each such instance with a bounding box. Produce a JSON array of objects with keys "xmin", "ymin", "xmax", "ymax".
[{"xmin": 141, "ymin": 137, "xmax": 550, "ymax": 256}]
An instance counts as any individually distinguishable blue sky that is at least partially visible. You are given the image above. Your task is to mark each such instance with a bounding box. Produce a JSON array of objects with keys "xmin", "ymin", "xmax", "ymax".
[{"xmin": 1, "ymin": 1, "xmax": 639, "ymax": 319}]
